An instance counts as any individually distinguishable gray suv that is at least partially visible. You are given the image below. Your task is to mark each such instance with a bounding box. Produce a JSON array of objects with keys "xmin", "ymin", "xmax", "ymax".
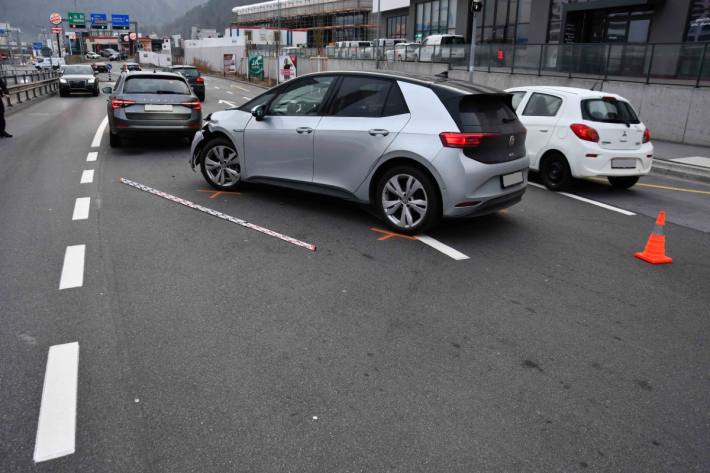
[
  {"xmin": 59, "ymin": 65, "xmax": 99, "ymax": 96},
  {"xmin": 190, "ymin": 71, "xmax": 528, "ymax": 233}
]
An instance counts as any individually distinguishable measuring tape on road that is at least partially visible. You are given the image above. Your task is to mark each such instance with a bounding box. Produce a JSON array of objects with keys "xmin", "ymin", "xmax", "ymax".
[{"xmin": 120, "ymin": 177, "xmax": 317, "ymax": 252}]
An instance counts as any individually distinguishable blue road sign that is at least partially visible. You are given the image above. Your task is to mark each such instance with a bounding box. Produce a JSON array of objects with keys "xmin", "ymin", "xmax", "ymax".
[
  {"xmin": 90, "ymin": 13, "xmax": 108, "ymax": 29},
  {"xmin": 106, "ymin": 63, "xmax": 112, "ymax": 70},
  {"xmin": 111, "ymin": 14, "xmax": 130, "ymax": 29},
  {"xmin": 33, "ymin": 42, "xmax": 44, "ymax": 49}
]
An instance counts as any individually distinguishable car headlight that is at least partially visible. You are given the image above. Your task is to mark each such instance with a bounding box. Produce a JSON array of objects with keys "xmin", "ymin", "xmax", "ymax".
[
  {"xmin": 87, "ymin": 77, "xmax": 95, "ymax": 83},
  {"xmin": 59, "ymin": 78, "xmax": 67, "ymax": 83}
]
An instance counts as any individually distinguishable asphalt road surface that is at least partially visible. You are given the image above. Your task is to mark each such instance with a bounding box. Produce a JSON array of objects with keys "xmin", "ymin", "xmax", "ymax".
[{"xmin": 1, "ymin": 72, "xmax": 710, "ymax": 473}]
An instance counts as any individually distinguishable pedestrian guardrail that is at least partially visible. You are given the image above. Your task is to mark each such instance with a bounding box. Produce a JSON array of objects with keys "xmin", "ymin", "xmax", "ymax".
[{"xmin": 2, "ymin": 71, "xmax": 60, "ymax": 108}]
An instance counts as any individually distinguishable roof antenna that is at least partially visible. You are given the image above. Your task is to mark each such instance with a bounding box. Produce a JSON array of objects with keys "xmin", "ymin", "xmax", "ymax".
[{"xmin": 590, "ymin": 80, "xmax": 600, "ymax": 91}]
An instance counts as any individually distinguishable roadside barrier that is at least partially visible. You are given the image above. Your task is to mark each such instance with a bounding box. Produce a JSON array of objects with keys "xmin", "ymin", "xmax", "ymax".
[
  {"xmin": 635, "ymin": 210, "xmax": 673, "ymax": 264},
  {"xmin": 1, "ymin": 71, "xmax": 59, "ymax": 108}
]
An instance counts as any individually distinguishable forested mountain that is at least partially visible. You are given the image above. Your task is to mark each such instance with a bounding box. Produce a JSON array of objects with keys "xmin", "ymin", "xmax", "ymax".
[{"xmin": 158, "ymin": 0, "xmax": 263, "ymax": 39}]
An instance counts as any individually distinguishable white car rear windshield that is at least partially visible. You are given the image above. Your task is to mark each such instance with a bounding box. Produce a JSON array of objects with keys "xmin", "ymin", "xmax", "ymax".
[{"xmin": 581, "ymin": 98, "xmax": 640, "ymax": 124}]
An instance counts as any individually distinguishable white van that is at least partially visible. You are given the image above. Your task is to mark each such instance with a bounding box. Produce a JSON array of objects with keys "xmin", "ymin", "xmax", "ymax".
[
  {"xmin": 35, "ymin": 57, "xmax": 66, "ymax": 70},
  {"xmin": 415, "ymin": 34, "xmax": 466, "ymax": 62},
  {"xmin": 336, "ymin": 41, "xmax": 373, "ymax": 59}
]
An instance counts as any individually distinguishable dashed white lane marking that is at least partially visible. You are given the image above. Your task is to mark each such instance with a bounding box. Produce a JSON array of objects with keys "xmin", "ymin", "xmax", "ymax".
[
  {"xmin": 225, "ymin": 90, "xmax": 234, "ymax": 95},
  {"xmin": 243, "ymin": 96, "xmax": 251, "ymax": 100},
  {"xmin": 416, "ymin": 235, "xmax": 470, "ymax": 260},
  {"xmin": 80, "ymin": 170, "xmax": 94, "ymax": 184},
  {"xmin": 231, "ymin": 84, "xmax": 249, "ymax": 92},
  {"xmin": 86, "ymin": 152, "xmax": 98, "ymax": 162},
  {"xmin": 71, "ymin": 198, "xmax": 90, "ymax": 221},
  {"xmin": 34, "ymin": 342, "xmax": 79, "ymax": 463},
  {"xmin": 528, "ymin": 181, "xmax": 635, "ymax": 216},
  {"xmin": 214, "ymin": 86, "xmax": 220, "ymax": 90},
  {"xmin": 59, "ymin": 245, "xmax": 85, "ymax": 290},
  {"xmin": 218, "ymin": 99, "xmax": 237, "ymax": 107},
  {"xmin": 120, "ymin": 178, "xmax": 317, "ymax": 251},
  {"xmin": 91, "ymin": 116, "xmax": 108, "ymax": 148}
]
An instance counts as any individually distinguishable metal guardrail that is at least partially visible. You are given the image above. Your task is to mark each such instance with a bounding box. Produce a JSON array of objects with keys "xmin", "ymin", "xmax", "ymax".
[
  {"xmin": 325, "ymin": 42, "xmax": 710, "ymax": 87},
  {"xmin": 2, "ymin": 71, "xmax": 60, "ymax": 108}
]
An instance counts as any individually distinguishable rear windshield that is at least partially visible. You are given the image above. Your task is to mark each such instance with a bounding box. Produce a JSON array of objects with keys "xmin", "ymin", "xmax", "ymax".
[
  {"xmin": 457, "ymin": 95, "xmax": 519, "ymax": 132},
  {"xmin": 581, "ymin": 98, "xmax": 640, "ymax": 124},
  {"xmin": 442, "ymin": 36, "xmax": 465, "ymax": 45},
  {"xmin": 175, "ymin": 68, "xmax": 199, "ymax": 78},
  {"xmin": 123, "ymin": 77, "xmax": 191, "ymax": 94},
  {"xmin": 62, "ymin": 65, "xmax": 93, "ymax": 75}
]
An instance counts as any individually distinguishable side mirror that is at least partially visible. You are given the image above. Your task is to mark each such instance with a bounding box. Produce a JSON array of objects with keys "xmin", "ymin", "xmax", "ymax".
[
  {"xmin": 251, "ymin": 104, "xmax": 266, "ymax": 121},
  {"xmin": 101, "ymin": 86, "xmax": 113, "ymax": 94}
]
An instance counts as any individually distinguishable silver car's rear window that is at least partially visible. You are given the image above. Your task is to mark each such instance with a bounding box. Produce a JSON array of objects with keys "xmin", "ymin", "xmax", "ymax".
[{"xmin": 123, "ymin": 77, "xmax": 191, "ymax": 94}]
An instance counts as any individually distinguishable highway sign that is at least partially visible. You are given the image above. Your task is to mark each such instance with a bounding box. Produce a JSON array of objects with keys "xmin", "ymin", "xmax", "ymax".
[
  {"xmin": 111, "ymin": 14, "xmax": 130, "ymax": 30},
  {"xmin": 49, "ymin": 12, "xmax": 62, "ymax": 25},
  {"xmin": 32, "ymin": 42, "xmax": 44, "ymax": 49},
  {"xmin": 90, "ymin": 13, "xmax": 108, "ymax": 30},
  {"xmin": 68, "ymin": 12, "xmax": 86, "ymax": 29}
]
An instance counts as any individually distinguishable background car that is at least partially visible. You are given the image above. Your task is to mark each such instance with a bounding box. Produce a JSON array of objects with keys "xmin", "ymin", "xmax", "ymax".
[
  {"xmin": 108, "ymin": 53, "xmax": 120, "ymax": 61},
  {"xmin": 59, "ymin": 64, "xmax": 99, "ymax": 97},
  {"xmin": 506, "ymin": 86, "xmax": 653, "ymax": 190},
  {"xmin": 121, "ymin": 62, "xmax": 142, "ymax": 72},
  {"xmin": 385, "ymin": 42, "xmax": 420, "ymax": 61},
  {"xmin": 92, "ymin": 62, "xmax": 109, "ymax": 73},
  {"xmin": 100, "ymin": 48, "xmax": 118, "ymax": 58},
  {"xmin": 415, "ymin": 34, "xmax": 466, "ymax": 62},
  {"xmin": 102, "ymin": 71, "xmax": 202, "ymax": 148},
  {"xmin": 190, "ymin": 71, "xmax": 528, "ymax": 233},
  {"xmin": 85, "ymin": 52, "xmax": 100, "ymax": 60},
  {"xmin": 166, "ymin": 65, "xmax": 205, "ymax": 101}
]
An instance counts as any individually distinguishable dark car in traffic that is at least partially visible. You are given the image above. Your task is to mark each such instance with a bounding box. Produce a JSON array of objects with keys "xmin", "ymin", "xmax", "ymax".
[
  {"xmin": 102, "ymin": 71, "xmax": 202, "ymax": 148},
  {"xmin": 59, "ymin": 64, "xmax": 99, "ymax": 96},
  {"xmin": 92, "ymin": 62, "xmax": 109, "ymax": 73},
  {"xmin": 165, "ymin": 65, "xmax": 205, "ymax": 101}
]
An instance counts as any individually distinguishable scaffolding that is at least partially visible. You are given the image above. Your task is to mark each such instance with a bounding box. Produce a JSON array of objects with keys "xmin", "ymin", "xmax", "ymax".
[{"xmin": 232, "ymin": 0, "xmax": 374, "ymax": 49}]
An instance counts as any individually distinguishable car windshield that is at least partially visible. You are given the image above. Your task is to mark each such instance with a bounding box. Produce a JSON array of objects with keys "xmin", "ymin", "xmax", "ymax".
[
  {"xmin": 581, "ymin": 98, "xmax": 640, "ymax": 124},
  {"xmin": 62, "ymin": 66, "xmax": 93, "ymax": 75},
  {"xmin": 123, "ymin": 77, "xmax": 191, "ymax": 94},
  {"xmin": 175, "ymin": 68, "xmax": 199, "ymax": 78}
]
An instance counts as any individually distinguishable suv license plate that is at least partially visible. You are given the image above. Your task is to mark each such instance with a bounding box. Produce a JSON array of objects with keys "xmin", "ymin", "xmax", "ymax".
[
  {"xmin": 145, "ymin": 104, "xmax": 173, "ymax": 112},
  {"xmin": 612, "ymin": 158, "xmax": 636, "ymax": 169},
  {"xmin": 501, "ymin": 171, "xmax": 523, "ymax": 188}
]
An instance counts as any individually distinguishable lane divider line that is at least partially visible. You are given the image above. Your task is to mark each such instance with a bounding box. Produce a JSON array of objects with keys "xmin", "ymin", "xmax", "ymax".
[
  {"xmin": 416, "ymin": 235, "xmax": 471, "ymax": 260},
  {"xmin": 33, "ymin": 342, "xmax": 79, "ymax": 463},
  {"xmin": 72, "ymin": 197, "xmax": 91, "ymax": 221},
  {"xmin": 243, "ymin": 96, "xmax": 251, "ymax": 101},
  {"xmin": 225, "ymin": 90, "xmax": 234, "ymax": 95},
  {"xmin": 86, "ymin": 152, "xmax": 98, "ymax": 162},
  {"xmin": 528, "ymin": 181, "xmax": 635, "ymax": 216},
  {"xmin": 231, "ymin": 84, "xmax": 249, "ymax": 92},
  {"xmin": 80, "ymin": 170, "xmax": 94, "ymax": 184},
  {"xmin": 90, "ymin": 116, "xmax": 108, "ymax": 149},
  {"xmin": 120, "ymin": 178, "xmax": 317, "ymax": 252},
  {"xmin": 59, "ymin": 245, "xmax": 85, "ymax": 290},
  {"xmin": 527, "ymin": 182, "xmax": 546, "ymax": 190}
]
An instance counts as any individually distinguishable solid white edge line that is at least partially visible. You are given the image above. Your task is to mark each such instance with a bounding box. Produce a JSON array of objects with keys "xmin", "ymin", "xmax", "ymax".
[
  {"xmin": 231, "ymin": 84, "xmax": 249, "ymax": 91},
  {"xmin": 59, "ymin": 245, "xmax": 85, "ymax": 289},
  {"xmin": 416, "ymin": 235, "xmax": 470, "ymax": 260},
  {"xmin": 86, "ymin": 152, "xmax": 98, "ymax": 162},
  {"xmin": 90, "ymin": 116, "xmax": 108, "ymax": 148},
  {"xmin": 71, "ymin": 197, "xmax": 90, "ymax": 221},
  {"xmin": 558, "ymin": 192, "xmax": 636, "ymax": 216},
  {"xmin": 33, "ymin": 342, "xmax": 79, "ymax": 463},
  {"xmin": 527, "ymin": 181, "xmax": 546, "ymax": 189},
  {"xmin": 80, "ymin": 170, "xmax": 94, "ymax": 184}
]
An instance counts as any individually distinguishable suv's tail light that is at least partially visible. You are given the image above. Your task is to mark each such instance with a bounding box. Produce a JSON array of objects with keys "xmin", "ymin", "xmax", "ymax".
[
  {"xmin": 195, "ymin": 76, "xmax": 204, "ymax": 84},
  {"xmin": 570, "ymin": 123, "xmax": 599, "ymax": 142},
  {"xmin": 111, "ymin": 98, "xmax": 135, "ymax": 109},
  {"xmin": 439, "ymin": 132, "xmax": 497, "ymax": 148},
  {"xmin": 181, "ymin": 100, "xmax": 201, "ymax": 111},
  {"xmin": 643, "ymin": 127, "xmax": 651, "ymax": 143}
]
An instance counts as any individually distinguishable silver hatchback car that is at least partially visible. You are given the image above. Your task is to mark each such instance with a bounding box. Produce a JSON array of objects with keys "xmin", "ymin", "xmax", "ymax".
[{"xmin": 190, "ymin": 71, "xmax": 528, "ymax": 233}]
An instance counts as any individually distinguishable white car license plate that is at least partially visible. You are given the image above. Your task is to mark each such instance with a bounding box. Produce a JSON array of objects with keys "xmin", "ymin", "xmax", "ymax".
[
  {"xmin": 612, "ymin": 158, "xmax": 637, "ymax": 169},
  {"xmin": 145, "ymin": 104, "xmax": 173, "ymax": 112},
  {"xmin": 501, "ymin": 171, "xmax": 524, "ymax": 188}
]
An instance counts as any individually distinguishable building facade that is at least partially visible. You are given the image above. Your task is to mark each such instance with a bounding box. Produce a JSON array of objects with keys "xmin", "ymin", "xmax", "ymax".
[{"xmin": 373, "ymin": 0, "xmax": 710, "ymax": 44}]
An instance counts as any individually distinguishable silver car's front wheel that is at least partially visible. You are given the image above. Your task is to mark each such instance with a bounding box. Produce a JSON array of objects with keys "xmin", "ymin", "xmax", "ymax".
[
  {"xmin": 376, "ymin": 166, "xmax": 441, "ymax": 234},
  {"xmin": 200, "ymin": 138, "xmax": 241, "ymax": 190}
]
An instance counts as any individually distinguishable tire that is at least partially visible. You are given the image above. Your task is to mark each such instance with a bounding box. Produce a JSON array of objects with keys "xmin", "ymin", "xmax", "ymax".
[
  {"xmin": 539, "ymin": 152, "xmax": 572, "ymax": 191},
  {"xmin": 375, "ymin": 165, "xmax": 441, "ymax": 235},
  {"xmin": 59, "ymin": 90, "xmax": 67, "ymax": 97},
  {"xmin": 608, "ymin": 176, "xmax": 639, "ymax": 189},
  {"xmin": 199, "ymin": 137, "xmax": 241, "ymax": 190},
  {"xmin": 109, "ymin": 131, "xmax": 122, "ymax": 148},
  {"xmin": 93, "ymin": 88, "xmax": 99, "ymax": 97}
]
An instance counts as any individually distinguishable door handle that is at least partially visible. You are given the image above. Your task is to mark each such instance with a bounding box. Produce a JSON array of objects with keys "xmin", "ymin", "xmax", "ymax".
[
  {"xmin": 539, "ymin": 129, "xmax": 549, "ymax": 133},
  {"xmin": 296, "ymin": 127, "xmax": 313, "ymax": 134},
  {"xmin": 369, "ymin": 129, "xmax": 390, "ymax": 136}
]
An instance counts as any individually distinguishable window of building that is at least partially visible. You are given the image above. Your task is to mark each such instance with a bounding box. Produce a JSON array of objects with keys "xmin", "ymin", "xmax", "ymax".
[
  {"xmin": 476, "ymin": 0, "xmax": 529, "ymax": 44},
  {"xmin": 386, "ymin": 15, "xmax": 408, "ymax": 39},
  {"xmin": 686, "ymin": 0, "xmax": 710, "ymax": 42},
  {"xmin": 414, "ymin": 0, "xmax": 456, "ymax": 41}
]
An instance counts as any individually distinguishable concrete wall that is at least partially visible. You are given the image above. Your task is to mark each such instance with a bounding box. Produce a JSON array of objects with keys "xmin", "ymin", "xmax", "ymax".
[{"xmin": 308, "ymin": 57, "xmax": 710, "ymax": 146}]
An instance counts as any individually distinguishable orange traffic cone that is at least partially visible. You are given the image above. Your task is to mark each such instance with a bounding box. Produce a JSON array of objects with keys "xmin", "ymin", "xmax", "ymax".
[{"xmin": 635, "ymin": 211, "xmax": 672, "ymax": 264}]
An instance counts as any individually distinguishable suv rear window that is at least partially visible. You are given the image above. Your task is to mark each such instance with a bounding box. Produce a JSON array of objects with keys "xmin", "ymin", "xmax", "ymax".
[
  {"xmin": 123, "ymin": 77, "xmax": 191, "ymax": 94},
  {"xmin": 581, "ymin": 98, "xmax": 640, "ymax": 124},
  {"xmin": 175, "ymin": 68, "xmax": 199, "ymax": 78}
]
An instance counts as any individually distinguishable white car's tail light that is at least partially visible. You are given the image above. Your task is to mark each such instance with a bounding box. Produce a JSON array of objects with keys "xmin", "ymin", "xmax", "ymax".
[
  {"xmin": 570, "ymin": 123, "xmax": 599, "ymax": 143},
  {"xmin": 643, "ymin": 128, "xmax": 651, "ymax": 143}
]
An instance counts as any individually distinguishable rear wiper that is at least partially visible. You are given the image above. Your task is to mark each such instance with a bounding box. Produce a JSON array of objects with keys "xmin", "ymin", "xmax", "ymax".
[
  {"xmin": 155, "ymin": 90, "xmax": 180, "ymax": 94},
  {"xmin": 502, "ymin": 117, "xmax": 517, "ymax": 123}
]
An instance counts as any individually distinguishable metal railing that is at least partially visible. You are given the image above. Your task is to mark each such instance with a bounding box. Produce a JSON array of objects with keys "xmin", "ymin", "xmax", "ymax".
[
  {"xmin": 2, "ymin": 71, "xmax": 60, "ymax": 107},
  {"xmin": 325, "ymin": 42, "xmax": 710, "ymax": 87}
]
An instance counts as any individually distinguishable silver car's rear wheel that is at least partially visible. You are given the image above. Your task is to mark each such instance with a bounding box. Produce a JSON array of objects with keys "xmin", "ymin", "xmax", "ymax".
[
  {"xmin": 376, "ymin": 166, "xmax": 441, "ymax": 234},
  {"xmin": 200, "ymin": 138, "xmax": 241, "ymax": 190}
]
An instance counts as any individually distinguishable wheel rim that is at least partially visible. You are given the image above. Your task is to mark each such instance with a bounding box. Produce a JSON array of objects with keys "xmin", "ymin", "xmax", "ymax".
[
  {"xmin": 204, "ymin": 145, "xmax": 240, "ymax": 186},
  {"xmin": 547, "ymin": 159, "xmax": 565, "ymax": 184},
  {"xmin": 382, "ymin": 174, "xmax": 428, "ymax": 229}
]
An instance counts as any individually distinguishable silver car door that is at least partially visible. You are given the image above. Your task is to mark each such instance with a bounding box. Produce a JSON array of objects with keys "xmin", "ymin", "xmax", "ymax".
[
  {"xmin": 244, "ymin": 76, "xmax": 336, "ymax": 182},
  {"xmin": 314, "ymin": 77, "xmax": 410, "ymax": 193}
]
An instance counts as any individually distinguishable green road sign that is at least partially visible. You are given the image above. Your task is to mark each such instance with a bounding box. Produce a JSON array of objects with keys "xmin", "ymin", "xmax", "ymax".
[
  {"xmin": 249, "ymin": 54, "xmax": 264, "ymax": 77},
  {"xmin": 68, "ymin": 12, "xmax": 86, "ymax": 29}
]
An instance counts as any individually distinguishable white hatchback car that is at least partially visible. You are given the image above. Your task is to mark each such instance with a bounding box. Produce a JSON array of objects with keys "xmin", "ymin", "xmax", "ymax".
[{"xmin": 506, "ymin": 86, "xmax": 653, "ymax": 190}]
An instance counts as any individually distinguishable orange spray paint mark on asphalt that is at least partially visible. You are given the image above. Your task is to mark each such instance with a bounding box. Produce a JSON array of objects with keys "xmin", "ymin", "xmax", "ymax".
[
  {"xmin": 197, "ymin": 189, "xmax": 241, "ymax": 199},
  {"xmin": 370, "ymin": 227, "xmax": 417, "ymax": 241}
]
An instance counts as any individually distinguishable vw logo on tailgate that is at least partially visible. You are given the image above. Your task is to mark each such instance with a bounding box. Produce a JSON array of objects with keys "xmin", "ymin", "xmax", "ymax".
[{"xmin": 508, "ymin": 135, "xmax": 515, "ymax": 147}]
